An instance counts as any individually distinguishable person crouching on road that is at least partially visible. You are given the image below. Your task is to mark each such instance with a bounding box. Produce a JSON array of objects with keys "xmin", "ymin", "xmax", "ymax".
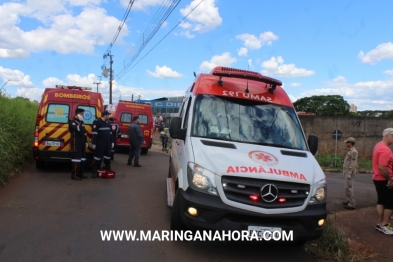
[
  {"xmin": 91, "ymin": 110, "xmax": 114, "ymax": 178},
  {"xmin": 68, "ymin": 108, "xmax": 88, "ymax": 180},
  {"xmin": 109, "ymin": 117, "xmax": 121, "ymax": 161},
  {"xmin": 342, "ymin": 137, "xmax": 358, "ymax": 210},
  {"xmin": 127, "ymin": 116, "xmax": 144, "ymax": 167}
]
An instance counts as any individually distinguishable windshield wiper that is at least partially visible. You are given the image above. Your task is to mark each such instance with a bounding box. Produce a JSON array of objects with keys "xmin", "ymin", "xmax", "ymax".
[{"xmin": 249, "ymin": 141, "xmax": 295, "ymax": 150}]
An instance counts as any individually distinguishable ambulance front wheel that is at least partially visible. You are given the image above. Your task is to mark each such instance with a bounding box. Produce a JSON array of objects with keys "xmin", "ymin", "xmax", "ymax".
[
  {"xmin": 141, "ymin": 148, "xmax": 148, "ymax": 154},
  {"xmin": 35, "ymin": 160, "xmax": 45, "ymax": 169},
  {"xmin": 171, "ymin": 190, "xmax": 188, "ymax": 231}
]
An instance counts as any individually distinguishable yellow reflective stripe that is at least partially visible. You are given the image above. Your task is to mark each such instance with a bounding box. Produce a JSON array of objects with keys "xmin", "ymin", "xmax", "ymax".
[{"xmin": 44, "ymin": 94, "xmax": 48, "ymax": 103}]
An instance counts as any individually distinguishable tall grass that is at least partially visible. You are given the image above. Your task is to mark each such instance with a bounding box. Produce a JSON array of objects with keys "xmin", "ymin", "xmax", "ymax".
[
  {"xmin": 0, "ymin": 92, "xmax": 38, "ymax": 185},
  {"xmin": 315, "ymin": 153, "xmax": 372, "ymax": 171}
]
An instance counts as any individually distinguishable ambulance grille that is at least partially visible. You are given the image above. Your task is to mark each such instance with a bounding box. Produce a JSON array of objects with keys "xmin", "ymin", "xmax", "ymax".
[
  {"xmin": 221, "ymin": 176, "xmax": 310, "ymax": 209},
  {"xmin": 200, "ymin": 140, "xmax": 237, "ymax": 149},
  {"xmin": 280, "ymin": 150, "xmax": 307, "ymax": 158}
]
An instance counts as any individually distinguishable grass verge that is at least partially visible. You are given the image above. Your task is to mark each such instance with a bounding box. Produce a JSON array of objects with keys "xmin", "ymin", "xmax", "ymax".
[
  {"xmin": 305, "ymin": 217, "xmax": 354, "ymax": 261},
  {"xmin": 315, "ymin": 153, "xmax": 372, "ymax": 172},
  {"xmin": 0, "ymin": 93, "xmax": 38, "ymax": 185}
]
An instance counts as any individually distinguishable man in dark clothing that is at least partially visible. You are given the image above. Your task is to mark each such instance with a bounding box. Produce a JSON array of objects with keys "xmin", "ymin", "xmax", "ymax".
[
  {"xmin": 109, "ymin": 117, "xmax": 121, "ymax": 160},
  {"xmin": 91, "ymin": 110, "xmax": 114, "ymax": 178},
  {"xmin": 68, "ymin": 108, "xmax": 88, "ymax": 180},
  {"xmin": 127, "ymin": 116, "xmax": 145, "ymax": 167}
]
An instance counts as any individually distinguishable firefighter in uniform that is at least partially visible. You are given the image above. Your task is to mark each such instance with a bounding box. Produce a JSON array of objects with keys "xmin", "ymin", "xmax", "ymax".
[
  {"xmin": 91, "ymin": 110, "xmax": 114, "ymax": 178},
  {"xmin": 68, "ymin": 108, "xmax": 88, "ymax": 180},
  {"xmin": 109, "ymin": 117, "xmax": 121, "ymax": 160},
  {"xmin": 342, "ymin": 137, "xmax": 358, "ymax": 210}
]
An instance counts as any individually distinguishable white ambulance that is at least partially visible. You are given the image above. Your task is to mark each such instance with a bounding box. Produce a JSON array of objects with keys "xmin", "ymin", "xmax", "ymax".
[{"xmin": 166, "ymin": 66, "xmax": 326, "ymax": 243}]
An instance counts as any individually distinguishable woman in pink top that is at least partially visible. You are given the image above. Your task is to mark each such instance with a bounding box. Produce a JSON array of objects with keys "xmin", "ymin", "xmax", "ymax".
[{"xmin": 372, "ymin": 128, "xmax": 393, "ymax": 235}]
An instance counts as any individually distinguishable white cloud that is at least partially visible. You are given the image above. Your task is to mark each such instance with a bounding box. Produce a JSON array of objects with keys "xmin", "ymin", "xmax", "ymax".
[
  {"xmin": 43, "ymin": 77, "xmax": 65, "ymax": 87},
  {"xmin": 296, "ymin": 76, "xmax": 393, "ymax": 110},
  {"xmin": 16, "ymin": 87, "xmax": 45, "ymax": 101},
  {"xmin": 146, "ymin": 65, "xmax": 183, "ymax": 79},
  {"xmin": 290, "ymin": 83, "xmax": 301, "ymax": 87},
  {"xmin": 199, "ymin": 52, "xmax": 237, "ymax": 72},
  {"xmin": 236, "ymin": 31, "xmax": 278, "ymax": 50},
  {"xmin": 248, "ymin": 59, "xmax": 253, "ymax": 69},
  {"xmin": 0, "ymin": 3, "xmax": 128, "ymax": 58},
  {"xmin": 358, "ymin": 42, "xmax": 393, "ymax": 64},
  {"xmin": 0, "ymin": 66, "xmax": 34, "ymax": 88},
  {"xmin": 179, "ymin": 0, "xmax": 222, "ymax": 36},
  {"xmin": 122, "ymin": 0, "xmax": 163, "ymax": 10},
  {"xmin": 261, "ymin": 56, "xmax": 315, "ymax": 77},
  {"xmin": 238, "ymin": 47, "xmax": 248, "ymax": 56},
  {"xmin": 384, "ymin": 69, "xmax": 393, "ymax": 76}
]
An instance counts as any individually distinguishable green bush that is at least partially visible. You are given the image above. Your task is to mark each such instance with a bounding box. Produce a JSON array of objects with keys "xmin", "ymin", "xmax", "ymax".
[
  {"xmin": 315, "ymin": 153, "xmax": 343, "ymax": 171},
  {"xmin": 315, "ymin": 153, "xmax": 372, "ymax": 171},
  {"xmin": 0, "ymin": 93, "xmax": 38, "ymax": 185}
]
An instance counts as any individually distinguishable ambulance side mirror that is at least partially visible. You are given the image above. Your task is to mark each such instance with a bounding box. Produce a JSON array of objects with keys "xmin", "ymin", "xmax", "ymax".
[
  {"xmin": 307, "ymin": 134, "xmax": 318, "ymax": 156},
  {"xmin": 170, "ymin": 117, "xmax": 186, "ymax": 140}
]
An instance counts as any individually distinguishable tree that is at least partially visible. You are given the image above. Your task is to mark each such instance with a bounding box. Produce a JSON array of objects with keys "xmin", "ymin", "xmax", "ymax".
[
  {"xmin": 293, "ymin": 95, "xmax": 350, "ymax": 116},
  {"xmin": 386, "ymin": 110, "xmax": 393, "ymax": 118}
]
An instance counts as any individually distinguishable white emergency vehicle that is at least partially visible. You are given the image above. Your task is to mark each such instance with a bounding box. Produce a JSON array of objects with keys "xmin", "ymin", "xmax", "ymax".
[{"xmin": 166, "ymin": 66, "xmax": 326, "ymax": 243}]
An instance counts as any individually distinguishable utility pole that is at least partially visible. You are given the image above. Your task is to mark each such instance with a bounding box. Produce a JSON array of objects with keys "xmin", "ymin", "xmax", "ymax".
[
  {"xmin": 109, "ymin": 54, "xmax": 113, "ymax": 104},
  {"xmin": 93, "ymin": 81, "xmax": 101, "ymax": 92},
  {"xmin": 132, "ymin": 94, "xmax": 134, "ymax": 101}
]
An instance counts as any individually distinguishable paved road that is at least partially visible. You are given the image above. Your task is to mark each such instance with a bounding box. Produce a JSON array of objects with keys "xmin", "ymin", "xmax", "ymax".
[
  {"xmin": 1, "ymin": 146, "xmax": 374, "ymax": 262},
  {"xmin": 325, "ymin": 171, "xmax": 376, "ymax": 212}
]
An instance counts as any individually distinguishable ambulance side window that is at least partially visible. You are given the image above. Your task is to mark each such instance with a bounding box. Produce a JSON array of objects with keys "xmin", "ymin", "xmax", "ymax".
[
  {"xmin": 46, "ymin": 104, "xmax": 69, "ymax": 123},
  {"xmin": 120, "ymin": 113, "xmax": 132, "ymax": 123},
  {"xmin": 77, "ymin": 105, "xmax": 96, "ymax": 125},
  {"xmin": 138, "ymin": 114, "xmax": 148, "ymax": 124},
  {"xmin": 183, "ymin": 97, "xmax": 192, "ymax": 129}
]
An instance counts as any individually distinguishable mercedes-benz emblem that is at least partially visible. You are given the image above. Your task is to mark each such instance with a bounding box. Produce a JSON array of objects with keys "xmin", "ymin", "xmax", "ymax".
[{"xmin": 260, "ymin": 184, "xmax": 278, "ymax": 202}]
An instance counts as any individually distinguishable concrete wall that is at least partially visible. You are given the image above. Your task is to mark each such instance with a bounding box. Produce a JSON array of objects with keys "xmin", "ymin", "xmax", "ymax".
[{"xmin": 298, "ymin": 116, "xmax": 393, "ymax": 159}]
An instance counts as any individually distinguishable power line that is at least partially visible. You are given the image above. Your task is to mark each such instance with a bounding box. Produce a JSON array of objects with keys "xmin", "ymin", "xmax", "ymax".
[
  {"xmin": 104, "ymin": 0, "xmax": 135, "ymax": 55},
  {"xmin": 115, "ymin": 0, "xmax": 182, "ymax": 80},
  {"xmin": 116, "ymin": 0, "xmax": 205, "ymax": 80}
]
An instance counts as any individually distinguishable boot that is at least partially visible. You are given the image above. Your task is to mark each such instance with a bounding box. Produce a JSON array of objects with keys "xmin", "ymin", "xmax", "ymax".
[{"xmin": 104, "ymin": 159, "xmax": 111, "ymax": 170}]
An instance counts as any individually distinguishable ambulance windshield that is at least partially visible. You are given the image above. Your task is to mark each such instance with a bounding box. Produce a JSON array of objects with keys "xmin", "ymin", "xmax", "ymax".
[{"xmin": 192, "ymin": 94, "xmax": 308, "ymax": 150}]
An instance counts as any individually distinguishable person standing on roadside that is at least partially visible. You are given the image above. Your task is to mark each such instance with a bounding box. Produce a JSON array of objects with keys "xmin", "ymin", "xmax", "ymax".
[
  {"xmin": 342, "ymin": 137, "xmax": 358, "ymax": 210},
  {"xmin": 372, "ymin": 128, "xmax": 393, "ymax": 235},
  {"xmin": 109, "ymin": 117, "xmax": 121, "ymax": 161},
  {"xmin": 127, "ymin": 116, "xmax": 144, "ymax": 167},
  {"xmin": 68, "ymin": 108, "xmax": 88, "ymax": 180},
  {"xmin": 91, "ymin": 110, "xmax": 114, "ymax": 178}
]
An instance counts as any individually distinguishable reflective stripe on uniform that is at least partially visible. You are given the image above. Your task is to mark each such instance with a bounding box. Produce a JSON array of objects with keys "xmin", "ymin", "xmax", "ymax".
[
  {"xmin": 99, "ymin": 127, "xmax": 110, "ymax": 130},
  {"xmin": 94, "ymin": 157, "xmax": 102, "ymax": 160},
  {"xmin": 72, "ymin": 159, "xmax": 81, "ymax": 162},
  {"xmin": 91, "ymin": 132, "xmax": 98, "ymax": 134},
  {"xmin": 81, "ymin": 158, "xmax": 86, "ymax": 161},
  {"xmin": 104, "ymin": 156, "xmax": 111, "ymax": 159}
]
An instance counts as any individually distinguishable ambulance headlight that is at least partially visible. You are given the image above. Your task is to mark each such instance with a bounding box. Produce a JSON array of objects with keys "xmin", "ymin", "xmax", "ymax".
[
  {"xmin": 308, "ymin": 178, "xmax": 326, "ymax": 205},
  {"xmin": 187, "ymin": 162, "xmax": 218, "ymax": 196}
]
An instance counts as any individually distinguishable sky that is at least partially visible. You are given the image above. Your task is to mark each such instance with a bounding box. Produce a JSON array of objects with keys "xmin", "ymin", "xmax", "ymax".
[{"xmin": 0, "ymin": 0, "xmax": 393, "ymax": 111}]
